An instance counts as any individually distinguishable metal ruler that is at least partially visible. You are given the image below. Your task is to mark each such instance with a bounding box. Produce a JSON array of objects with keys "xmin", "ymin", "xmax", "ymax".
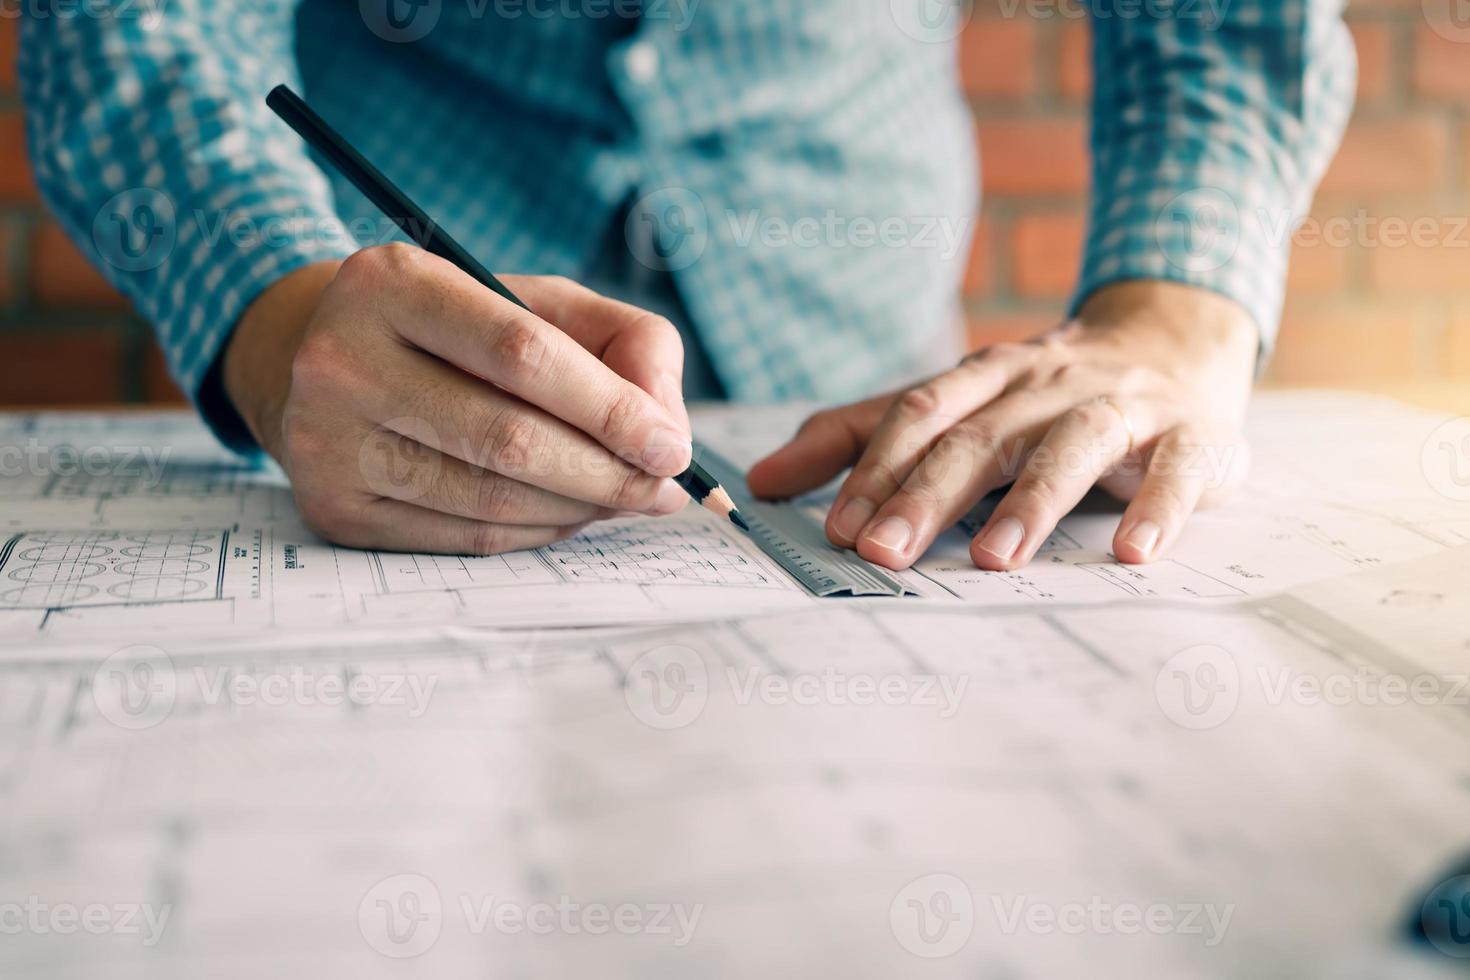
[{"xmin": 696, "ymin": 447, "xmax": 915, "ymax": 598}]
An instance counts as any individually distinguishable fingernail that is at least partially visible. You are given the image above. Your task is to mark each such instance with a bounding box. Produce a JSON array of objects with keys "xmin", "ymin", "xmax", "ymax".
[
  {"xmin": 1121, "ymin": 520, "xmax": 1161, "ymax": 558},
  {"xmin": 976, "ymin": 517, "xmax": 1025, "ymax": 562},
  {"xmin": 643, "ymin": 429, "xmax": 692, "ymax": 475},
  {"xmin": 650, "ymin": 480, "xmax": 689, "ymax": 515},
  {"xmin": 832, "ymin": 497, "xmax": 876, "ymax": 542},
  {"xmin": 864, "ymin": 517, "xmax": 913, "ymax": 555}
]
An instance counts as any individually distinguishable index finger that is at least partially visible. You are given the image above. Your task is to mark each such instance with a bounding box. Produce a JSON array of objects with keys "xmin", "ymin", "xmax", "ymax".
[
  {"xmin": 503, "ymin": 275, "xmax": 690, "ymax": 433},
  {"xmin": 364, "ymin": 247, "xmax": 693, "ymax": 477}
]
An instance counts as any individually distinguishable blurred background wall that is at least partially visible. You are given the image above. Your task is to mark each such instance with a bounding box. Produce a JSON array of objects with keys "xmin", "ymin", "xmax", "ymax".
[{"xmin": 0, "ymin": 1, "xmax": 1466, "ymax": 407}]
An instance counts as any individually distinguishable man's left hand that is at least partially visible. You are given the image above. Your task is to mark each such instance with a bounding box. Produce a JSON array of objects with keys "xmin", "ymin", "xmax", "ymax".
[{"xmin": 747, "ymin": 281, "xmax": 1259, "ymax": 571}]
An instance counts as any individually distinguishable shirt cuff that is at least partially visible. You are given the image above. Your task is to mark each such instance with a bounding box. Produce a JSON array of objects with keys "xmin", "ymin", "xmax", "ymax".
[
  {"xmin": 1070, "ymin": 165, "xmax": 1292, "ymax": 371},
  {"xmin": 150, "ymin": 194, "xmax": 357, "ymax": 454}
]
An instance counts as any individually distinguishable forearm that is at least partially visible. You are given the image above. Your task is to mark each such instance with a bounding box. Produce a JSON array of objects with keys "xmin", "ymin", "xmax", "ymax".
[
  {"xmin": 20, "ymin": 0, "xmax": 353, "ymax": 450},
  {"xmin": 1075, "ymin": 0, "xmax": 1357, "ymax": 362}
]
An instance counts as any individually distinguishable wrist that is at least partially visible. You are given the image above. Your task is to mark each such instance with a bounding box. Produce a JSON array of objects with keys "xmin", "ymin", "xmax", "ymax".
[
  {"xmin": 223, "ymin": 260, "xmax": 342, "ymax": 460},
  {"xmin": 1074, "ymin": 280, "xmax": 1260, "ymax": 366}
]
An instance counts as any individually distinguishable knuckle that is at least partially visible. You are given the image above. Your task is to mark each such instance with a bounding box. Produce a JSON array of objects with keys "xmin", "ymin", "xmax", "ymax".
[
  {"xmin": 1048, "ymin": 361, "xmax": 1083, "ymax": 386},
  {"xmin": 897, "ymin": 383, "xmax": 942, "ymax": 417},
  {"xmin": 486, "ymin": 415, "xmax": 541, "ymax": 473},
  {"xmin": 1070, "ymin": 402, "xmax": 1116, "ymax": 438},
  {"xmin": 1017, "ymin": 473, "xmax": 1061, "ymax": 510},
  {"xmin": 1145, "ymin": 483, "xmax": 1190, "ymax": 522},
  {"xmin": 633, "ymin": 312, "xmax": 680, "ymax": 344},
  {"xmin": 336, "ymin": 247, "xmax": 383, "ymax": 286},
  {"xmin": 854, "ymin": 457, "xmax": 903, "ymax": 496},
  {"xmin": 377, "ymin": 241, "xmax": 421, "ymax": 271},
  {"xmin": 468, "ymin": 523, "xmax": 510, "ymax": 557},
  {"xmin": 798, "ymin": 409, "xmax": 837, "ymax": 436},
  {"xmin": 599, "ymin": 387, "xmax": 649, "ymax": 447},
  {"xmin": 898, "ymin": 476, "xmax": 946, "ymax": 510},
  {"xmin": 610, "ymin": 466, "xmax": 658, "ymax": 511},
  {"xmin": 340, "ymin": 242, "xmax": 416, "ymax": 284},
  {"xmin": 959, "ymin": 420, "xmax": 1000, "ymax": 456},
  {"xmin": 474, "ymin": 474, "xmax": 523, "ymax": 521},
  {"xmin": 491, "ymin": 318, "xmax": 547, "ymax": 383}
]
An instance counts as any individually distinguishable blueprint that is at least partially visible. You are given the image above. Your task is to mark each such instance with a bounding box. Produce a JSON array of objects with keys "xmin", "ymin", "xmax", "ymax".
[
  {"xmin": 2, "ymin": 394, "xmax": 1468, "ymax": 646},
  {"xmin": 1, "ymin": 395, "xmax": 1469, "ymax": 977}
]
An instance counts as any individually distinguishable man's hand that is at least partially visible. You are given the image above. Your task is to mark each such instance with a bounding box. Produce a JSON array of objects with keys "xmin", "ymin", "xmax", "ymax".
[
  {"xmin": 224, "ymin": 243, "xmax": 694, "ymax": 554},
  {"xmin": 748, "ymin": 281, "xmax": 1259, "ymax": 571}
]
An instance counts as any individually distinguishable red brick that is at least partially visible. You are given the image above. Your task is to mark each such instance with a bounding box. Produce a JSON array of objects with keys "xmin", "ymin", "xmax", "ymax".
[
  {"xmin": 1285, "ymin": 234, "xmax": 1351, "ymax": 296},
  {"xmin": 0, "ymin": 19, "xmax": 16, "ymax": 92},
  {"xmin": 1366, "ymin": 220, "xmax": 1470, "ymax": 293},
  {"xmin": 1318, "ymin": 119, "xmax": 1450, "ymax": 194},
  {"xmin": 966, "ymin": 312, "xmax": 1056, "ymax": 351},
  {"xmin": 31, "ymin": 222, "xmax": 130, "ymax": 309},
  {"xmin": 1011, "ymin": 212, "xmax": 1085, "ymax": 298},
  {"xmin": 960, "ymin": 19, "xmax": 1037, "ymax": 98},
  {"xmin": 0, "ymin": 330, "xmax": 125, "ymax": 405},
  {"xmin": 1350, "ymin": 23, "xmax": 1392, "ymax": 104},
  {"xmin": 0, "ymin": 111, "xmax": 38, "ymax": 203},
  {"xmin": 1268, "ymin": 305, "xmax": 1422, "ymax": 385},
  {"xmin": 143, "ymin": 341, "xmax": 188, "ymax": 404},
  {"xmin": 968, "ymin": 0, "xmax": 1084, "ymax": 14},
  {"xmin": 1057, "ymin": 21, "xmax": 1090, "ymax": 102},
  {"xmin": 1415, "ymin": 27, "xmax": 1470, "ymax": 100},
  {"xmin": 963, "ymin": 215, "xmax": 996, "ymax": 295},
  {"xmin": 978, "ymin": 118, "xmax": 1089, "ymax": 195}
]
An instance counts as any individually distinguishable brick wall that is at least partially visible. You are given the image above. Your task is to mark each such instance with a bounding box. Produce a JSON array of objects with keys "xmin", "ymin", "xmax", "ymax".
[
  {"xmin": 1, "ymin": 5, "xmax": 1466, "ymax": 408},
  {"xmin": 0, "ymin": 19, "xmax": 184, "ymax": 404},
  {"xmin": 961, "ymin": 0, "xmax": 1470, "ymax": 386}
]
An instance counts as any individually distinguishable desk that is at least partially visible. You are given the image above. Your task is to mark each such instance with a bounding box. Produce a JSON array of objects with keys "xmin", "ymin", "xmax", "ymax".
[{"xmin": 0, "ymin": 391, "xmax": 1467, "ymax": 978}]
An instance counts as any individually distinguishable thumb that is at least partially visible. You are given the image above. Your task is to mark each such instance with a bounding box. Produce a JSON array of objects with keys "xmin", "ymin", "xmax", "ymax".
[{"xmin": 746, "ymin": 395, "xmax": 894, "ymax": 501}]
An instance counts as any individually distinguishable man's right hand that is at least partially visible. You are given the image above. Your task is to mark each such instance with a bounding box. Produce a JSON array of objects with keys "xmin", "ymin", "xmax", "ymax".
[{"xmin": 222, "ymin": 243, "xmax": 694, "ymax": 555}]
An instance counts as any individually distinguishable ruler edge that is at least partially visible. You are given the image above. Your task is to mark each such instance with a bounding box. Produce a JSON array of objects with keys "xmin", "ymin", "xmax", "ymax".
[{"xmin": 695, "ymin": 445, "xmax": 915, "ymax": 599}]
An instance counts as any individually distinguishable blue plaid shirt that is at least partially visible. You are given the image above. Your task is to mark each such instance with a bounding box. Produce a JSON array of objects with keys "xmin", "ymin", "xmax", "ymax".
[{"xmin": 21, "ymin": 0, "xmax": 1353, "ymax": 450}]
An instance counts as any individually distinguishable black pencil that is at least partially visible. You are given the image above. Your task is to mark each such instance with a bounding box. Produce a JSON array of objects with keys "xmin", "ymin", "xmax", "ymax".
[{"xmin": 265, "ymin": 84, "xmax": 748, "ymax": 533}]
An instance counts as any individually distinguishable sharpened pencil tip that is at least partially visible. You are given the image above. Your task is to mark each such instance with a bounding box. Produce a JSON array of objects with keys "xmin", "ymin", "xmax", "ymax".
[{"xmin": 730, "ymin": 510, "xmax": 750, "ymax": 532}]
